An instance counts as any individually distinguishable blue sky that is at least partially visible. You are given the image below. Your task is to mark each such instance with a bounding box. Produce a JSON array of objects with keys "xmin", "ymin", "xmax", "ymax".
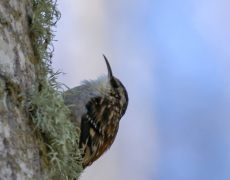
[{"xmin": 53, "ymin": 0, "xmax": 230, "ymax": 179}]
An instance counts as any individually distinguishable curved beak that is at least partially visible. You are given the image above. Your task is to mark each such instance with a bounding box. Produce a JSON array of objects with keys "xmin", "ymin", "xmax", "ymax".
[{"xmin": 103, "ymin": 54, "xmax": 113, "ymax": 80}]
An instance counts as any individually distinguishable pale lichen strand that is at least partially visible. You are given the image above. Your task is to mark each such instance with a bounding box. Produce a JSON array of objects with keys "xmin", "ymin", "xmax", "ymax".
[{"xmin": 29, "ymin": 0, "xmax": 83, "ymax": 179}]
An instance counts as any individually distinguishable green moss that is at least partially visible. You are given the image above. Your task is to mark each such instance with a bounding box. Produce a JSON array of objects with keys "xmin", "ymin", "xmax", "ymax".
[
  {"xmin": 30, "ymin": 84, "xmax": 82, "ymax": 179},
  {"xmin": 29, "ymin": 0, "xmax": 83, "ymax": 179},
  {"xmin": 31, "ymin": 0, "xmax": 60, "ymax": 65}
]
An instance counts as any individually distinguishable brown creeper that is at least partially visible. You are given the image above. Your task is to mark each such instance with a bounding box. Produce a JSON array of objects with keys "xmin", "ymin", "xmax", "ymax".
[{"xmin": 64, "ymin": 55, "xmax": 128, "ymax": 168}]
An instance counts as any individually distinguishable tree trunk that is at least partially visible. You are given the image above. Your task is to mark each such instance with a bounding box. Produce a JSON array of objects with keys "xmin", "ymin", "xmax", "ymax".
[
  {"xmin": 0, "ymin": 0, "xmax": 42, "ymax": 179},
  {"xmin": 0, "ymin": 0, "xmax": 82, "ymax": 179}
]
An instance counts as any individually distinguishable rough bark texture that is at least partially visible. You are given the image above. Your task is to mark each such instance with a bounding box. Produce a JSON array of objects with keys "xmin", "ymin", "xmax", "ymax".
[{"xmin": 0, "ymin": 0, "xmax": 41, "ymax": 179}]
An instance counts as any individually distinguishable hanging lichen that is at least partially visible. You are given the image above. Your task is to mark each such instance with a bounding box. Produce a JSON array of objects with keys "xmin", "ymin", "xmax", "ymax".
[{"xmin": 29, "ymin": 0, "xmax": 83, "ymax": 179}]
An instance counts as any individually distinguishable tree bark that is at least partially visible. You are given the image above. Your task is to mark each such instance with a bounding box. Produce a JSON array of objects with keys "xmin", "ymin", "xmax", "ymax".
[
  {"xmin": 0, "ymin": 0, "xmax": 42, "ymax": 179},
  {"xmin": 0, "ymin": 0, "xmax": 83, "ymax": 179}
]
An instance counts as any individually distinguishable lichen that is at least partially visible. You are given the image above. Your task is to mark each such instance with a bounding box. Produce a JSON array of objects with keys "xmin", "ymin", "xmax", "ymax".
[
  {"xmin": 29, "ymin": 84, "xmax": 82, "ymax": 179},
  {"xmin": 28, "ymin": 0, "xmax": 83, "ymax": 179}
]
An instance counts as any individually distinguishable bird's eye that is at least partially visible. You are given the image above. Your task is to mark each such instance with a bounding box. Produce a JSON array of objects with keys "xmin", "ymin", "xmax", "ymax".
[{"xmin": 110, "ymin": 78, "xmax": 119, "ymax": 88}]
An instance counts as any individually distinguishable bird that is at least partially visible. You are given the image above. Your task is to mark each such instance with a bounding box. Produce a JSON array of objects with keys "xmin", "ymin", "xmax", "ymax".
[{"xmin": 63, "ymin": 55, "xmax": 128, "ymax": 168}]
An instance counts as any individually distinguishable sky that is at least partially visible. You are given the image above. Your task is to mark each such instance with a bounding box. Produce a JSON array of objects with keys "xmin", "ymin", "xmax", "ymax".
[{"xmin": 53, "ymin": 0, "xmax": 230, "ymax": 180}]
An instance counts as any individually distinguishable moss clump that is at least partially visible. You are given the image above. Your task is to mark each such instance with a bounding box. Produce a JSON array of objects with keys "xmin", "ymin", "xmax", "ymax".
[
  {"xmin": 31, "ymin": 0, "xmax": 60, "ymax": 66},
  {"xmin": 29, "ymin": 0, "xmax": 83, "ymax": 179},
  {"xmin": 30, "ymin": 84, "xmax": 82, "ymax": 179}
]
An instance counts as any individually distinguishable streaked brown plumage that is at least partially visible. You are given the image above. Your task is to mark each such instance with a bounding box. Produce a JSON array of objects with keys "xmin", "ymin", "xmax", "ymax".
[{"xmin": 64, "ymin": 55, "xmax": 128, "ymax": 168}]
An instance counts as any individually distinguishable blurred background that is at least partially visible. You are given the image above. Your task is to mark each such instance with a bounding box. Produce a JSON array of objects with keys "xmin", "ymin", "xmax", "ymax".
[{"xmin": 53, "ymin": 0, "xmax": 230, "ymax": 180}]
